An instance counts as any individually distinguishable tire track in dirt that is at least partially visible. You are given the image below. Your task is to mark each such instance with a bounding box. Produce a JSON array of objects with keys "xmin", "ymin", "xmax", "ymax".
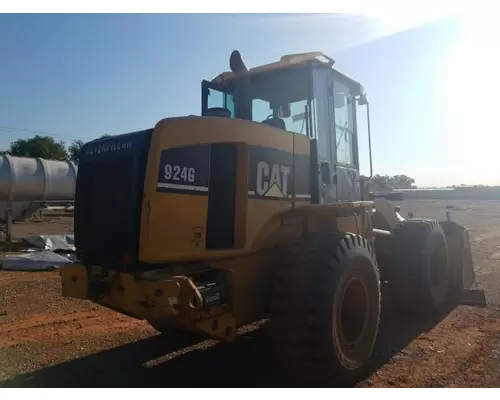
[
  {"xmin": 0, "ymin": 311, "xmax": 150, "ymax": 348},
  {"xmin": 359, "ymin": 307, "xmax": 499, "ymax": 387}
]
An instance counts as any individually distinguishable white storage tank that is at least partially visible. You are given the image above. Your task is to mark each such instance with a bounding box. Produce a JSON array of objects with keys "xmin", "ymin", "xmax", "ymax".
[{"xmin": 0, "ymin": 155, "xmax": 78, "ymax": 202}]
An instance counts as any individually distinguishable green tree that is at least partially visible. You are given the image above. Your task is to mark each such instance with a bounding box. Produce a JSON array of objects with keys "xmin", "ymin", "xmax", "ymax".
[
  {"xmin": 8, "ymin": 135, "xmax": 68, "ymax": 160},
  {"xmin": 369, "ymin": 174, "xmax": 416, "ymax": 191},
  {"xmin": 67, "ymin": 134, "xmax": 113, "ymax": 164},
  {"xmin": 68, "ymin": 140, "xmax": 85, "ymax": 164},
  {"xmin": 392, "ymin": 174, "xmax": 415, "ymax": 189}
]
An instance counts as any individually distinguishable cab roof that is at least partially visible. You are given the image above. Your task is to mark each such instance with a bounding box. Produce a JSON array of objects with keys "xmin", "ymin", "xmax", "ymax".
[{"xmin": 211, "ymin": 51, "xmax": 364, "ymax": 95}]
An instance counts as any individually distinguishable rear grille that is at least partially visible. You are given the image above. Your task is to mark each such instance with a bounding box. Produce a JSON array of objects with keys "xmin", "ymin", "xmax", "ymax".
[{"xmin": 74, "ymin": 129, "xmax": 152, "ymax": 270}]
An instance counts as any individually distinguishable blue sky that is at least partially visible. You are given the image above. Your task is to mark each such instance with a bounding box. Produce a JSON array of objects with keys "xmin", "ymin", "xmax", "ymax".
[{"xmin": 0, "ymin": 14, "xmax": 494, "ymax": 186}]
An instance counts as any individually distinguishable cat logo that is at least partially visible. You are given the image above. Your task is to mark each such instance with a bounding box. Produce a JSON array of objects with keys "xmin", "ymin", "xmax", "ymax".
[{"xmin": 256, "ymin": 161, "xmax": 291, "ymax": 198}]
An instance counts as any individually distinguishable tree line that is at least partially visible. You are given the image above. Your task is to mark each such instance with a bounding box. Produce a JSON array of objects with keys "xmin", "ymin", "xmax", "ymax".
[
  {"xmin": 370, "ymin": 174, "xmax": 416, "ymax": 189},
  {"xmin": 363, "ymin": 174, "xmax": 416, "ymax": 190},
  {"xmin": 0, "ymin": 134, "xmax": 111, "ymax": 164}
]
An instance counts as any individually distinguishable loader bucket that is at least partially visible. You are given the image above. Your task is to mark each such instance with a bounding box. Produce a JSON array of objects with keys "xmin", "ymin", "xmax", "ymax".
[{"xmin": 439, "ymin": 220, "xmax": 476, "ymax": 291}]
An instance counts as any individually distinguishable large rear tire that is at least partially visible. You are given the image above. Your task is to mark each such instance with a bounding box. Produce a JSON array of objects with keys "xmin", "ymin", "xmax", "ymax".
[
  {"xmin": 388, "ymin": 218, "xmax": 449, "ymax": 314},
  {"xmin": 270, "ymin": 232, "xmax": 381, "ymax": 386}
]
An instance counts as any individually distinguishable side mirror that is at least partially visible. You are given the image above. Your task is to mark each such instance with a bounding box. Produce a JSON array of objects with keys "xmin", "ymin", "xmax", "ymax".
[{"xmin": 358, "ymin": 93, "xmax": 368, "ymax": 106}]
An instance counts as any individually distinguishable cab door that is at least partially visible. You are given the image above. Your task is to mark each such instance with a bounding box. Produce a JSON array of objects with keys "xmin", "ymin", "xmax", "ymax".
[
  {"xmin": 311, "ymin": 68, "xmax": 338, "ymax": 204},
  {"xmin": 329, "ymin": 77, "xmax": 361, "ymax": 201}
]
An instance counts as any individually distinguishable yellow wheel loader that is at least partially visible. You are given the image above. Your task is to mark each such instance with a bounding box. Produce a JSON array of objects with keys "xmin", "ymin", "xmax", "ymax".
[{"xmin": 61, "ymin": 50, "xmax": 476, "ymax": 385}]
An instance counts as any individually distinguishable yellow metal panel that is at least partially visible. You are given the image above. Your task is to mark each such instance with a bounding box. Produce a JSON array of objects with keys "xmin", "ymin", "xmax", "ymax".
[
  {"xmin": 195, "ymin": 312, "xmax": 237, "ymax": 341},
  {"xmin": 139, "ymin": 116, "xmax": 312, "ymax": 262},
  {"xmin": 61, "ymin": 264, "xmax": 88, "ymax": 299},
  {"xmin": 146, "ymin": 193, "xmax": 209, "ymax": 258},
  {"xmin": 104, "ymin": 274, "xmax": 182, "ymax": 321}
]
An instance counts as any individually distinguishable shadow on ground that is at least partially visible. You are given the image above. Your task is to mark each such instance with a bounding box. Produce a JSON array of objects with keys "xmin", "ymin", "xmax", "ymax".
[{"xmin": 1, "ymin": 291, "xmax": 476, "ymax": 388}]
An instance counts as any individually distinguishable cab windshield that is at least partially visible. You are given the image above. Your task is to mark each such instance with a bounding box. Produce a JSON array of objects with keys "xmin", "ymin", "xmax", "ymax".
[{"xmin": 202, "ymin": 65, "xmax": 313, "ymax": 135}]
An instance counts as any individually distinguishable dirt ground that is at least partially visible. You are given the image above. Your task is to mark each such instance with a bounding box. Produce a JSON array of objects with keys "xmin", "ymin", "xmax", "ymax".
[{"xmin": 1, "ymin": 202, "xmax": 500, "ymax": 388}]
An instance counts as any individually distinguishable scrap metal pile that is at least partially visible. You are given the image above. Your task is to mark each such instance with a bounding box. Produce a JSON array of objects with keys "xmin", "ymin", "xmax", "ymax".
[{"xmin": 0, "ymin": 234, "xmax": 76, "ymax": 272}]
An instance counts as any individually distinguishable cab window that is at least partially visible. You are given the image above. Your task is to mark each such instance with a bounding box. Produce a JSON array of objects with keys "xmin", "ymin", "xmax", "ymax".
[
  {"xmin": 282, "ymin": 99, "xmax": 308, "ymax": 135},
  {"xmin": 206, "ymin": 87, "xmax": 235, "ymax": 118},
  {"xmin": 249, "ymin": 67, "xmax": 312, "ymax": 135},
  {"xmin": 333, "ymin": 80, "xmax": 356, "ymax": 166},
  {"xmin": 202, "ymin": 66, "xmax": 314, "ymax": 136},
  {"xmin": 252, "ymin": 98, "xmax": 272, "ymax": 122}
]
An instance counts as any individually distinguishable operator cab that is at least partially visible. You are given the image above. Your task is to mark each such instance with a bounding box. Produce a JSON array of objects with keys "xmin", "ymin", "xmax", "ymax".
[{"xmin": 201, "ymin": 51, "xmax": 370, "ymax": 203}]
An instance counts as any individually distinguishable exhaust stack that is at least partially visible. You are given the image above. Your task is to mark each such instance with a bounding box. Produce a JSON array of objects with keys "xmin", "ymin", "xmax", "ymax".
[
  {"xmin": 230, "ymin": 50, "xmax": 249, "ymax": 73},
  {"xmin": 229, "ymin": 50, "xmax": 252, "ymax": 120}
]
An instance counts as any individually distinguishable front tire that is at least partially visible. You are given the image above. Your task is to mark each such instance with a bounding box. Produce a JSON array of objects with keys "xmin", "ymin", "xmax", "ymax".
[
  {"xmin": 388, "ymin": 218, "xmax": 449, "ymax": 314},
  {"xmin": 270, "ymin": 232, "xmax": 381, "ymax": 386}
]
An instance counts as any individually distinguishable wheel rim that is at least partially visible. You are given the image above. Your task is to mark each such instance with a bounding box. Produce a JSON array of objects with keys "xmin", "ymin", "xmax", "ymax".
[{"xmin": 338, "ymin": 275, "xmax": 369, "ymax": 346}]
